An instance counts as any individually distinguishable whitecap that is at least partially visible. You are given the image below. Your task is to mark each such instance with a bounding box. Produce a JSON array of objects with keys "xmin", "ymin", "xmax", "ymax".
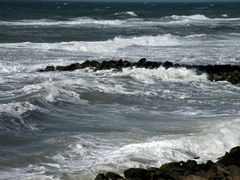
[
  {"xmin": 170, "ymin": 14, "xmax": 209, "ymax": 21},
  {"xmin": 115, "ymin": 11, "xmax": 138, "ymax": 17},
  {"xmin": 47, "ymin": 118, "xmax": 240, "ymax": 175},
  {"xmin": 0, "ymin": 102, "xmax": 37, "ymax": 118},
  {"xmin": 112, "ymin": 67, "xmax": 207, "ymax": 84},
  {"xmin": 0, "ymin": 34, "xmax": 182, "ymax": 54}
]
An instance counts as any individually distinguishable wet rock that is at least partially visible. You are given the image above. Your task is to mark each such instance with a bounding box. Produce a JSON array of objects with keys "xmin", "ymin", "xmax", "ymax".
[
  {"xmin": 44, "ymin": 65, "xmax": 55, "ymax": 72},
  {"xmin": 217, "ymin": 146, "xmax": 240, "ymax": 166},
  {"xmin": 159, "ymin": 161, "xmax": 186, "ymax": 173},
  {"xmin": 186, "ymin": 160, "xmax": 198, "ymax": 170},
  {"xmin": 95, "ymin": 173, "xmax": 108, "ymax": 180},
  {"xmin": 56, "ymin": 63, "xmax": 81, "ymax": 71},
  {"xmin": 136, "ymin": 58, "xmax": 147, "ymax": 67},
  {"xmin": 124, "ymin": 168, "xmax": 151, "ymax": 180},
  {"xmin": 122, "ymin": 60, "xmax": 132, "ymax": 68},
  {"xmin": 38, "ymin": 59, "xmax": 240, "ymax": 84},
  {"xmin": 106, "ymin": 172, "xmax": 124, "ymax": 180},
  {"xmin": 94, "ymin": 61, "xmax": 110, "ymax": 71},
  {"xmin": 162, "ymin": 61, "xmax": 173, "ymax": 69}
]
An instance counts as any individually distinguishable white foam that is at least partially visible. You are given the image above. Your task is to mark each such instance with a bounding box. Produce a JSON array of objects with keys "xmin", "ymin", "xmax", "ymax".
[
  {"xmin": 126, "ymin": 11, "xmax": 138, "ymax": 17},
  {"xmin": 0, "ymin": 165, "xmax": 54, "ymax": 180},
  {"xmin": 108, "ymin": 120, "xmax": 240, "ymax": 166},
  {"xmin": 0, "ymin": 34, "xmax": 182, "ymax": 55},
  {"xmin": 0, "ymin": 102, "xmax": 38, "ymax": 130},
  {"xmin": 0, "ymin": 18, "xmax": 124, "ymax": 27},
  {"xmin": 171, "ymin": 14, "xmax": 209, "ymax": 21},
  {"xmin": 170, "ymin": 14, "xmax": 240, "ymax": 22},
  {"xmin": 1, "ymin": 15, "xmax": 239, "ymax": 28},
  {"xmin": 115, "ymin": 11, "xmax": 138, "ymax": 17},
  {"xmin": 113, "ymin": 67, "xmax": 207, "ymax": 84},
  {"xmin": 222, "ymin": 14, "xmax": 228, "ymax": 17},
  {"xmin": 46, "ymin": 118, "xmax": 240, "ymax": 176},
  {"xmin": 38, "ymin": 80, "xmax": 88, "ymax": 104},
  {"xmin": 0, "ymin": 102, "xmax": 37, "ymax": 118}
]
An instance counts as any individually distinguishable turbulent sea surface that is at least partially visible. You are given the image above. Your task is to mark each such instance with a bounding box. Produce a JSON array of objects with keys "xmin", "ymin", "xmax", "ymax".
[{"xmin": 1, "ymin": 1, "xmax": 240, "ymax": 179}]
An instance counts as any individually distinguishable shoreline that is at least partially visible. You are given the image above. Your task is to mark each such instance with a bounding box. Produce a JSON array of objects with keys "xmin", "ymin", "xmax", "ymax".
[{"xmin": 95, "ymin": 146, "xmax": 240, "ymax": 180}]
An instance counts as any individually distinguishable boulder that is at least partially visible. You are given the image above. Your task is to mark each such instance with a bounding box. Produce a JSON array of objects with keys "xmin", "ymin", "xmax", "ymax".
[
  {"xmin": 124, "ymin": 168, "xmax": 151, "ymax": 180},
  {"xmin": 38, "ymin": 59, "xmax": 240, "ymax": 84},
  {"xmin": 217, "ymin": 146, "xmax": 240, "ymax": 166},
  {"xmin": 95, "ymin": 173, "xmax": 108, "ymax": 180},
  {"xmin": 44, "ymin": 66, "xmax": 55, "ymax": 71},
  {"xmin": 106, "ymin": 172, "xmax": 124, "ymax": 180}
]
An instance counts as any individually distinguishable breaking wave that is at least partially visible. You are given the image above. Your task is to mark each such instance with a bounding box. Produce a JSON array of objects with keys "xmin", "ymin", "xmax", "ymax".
[
  {"xmin": 0, "ymin": 34, "xmax": 194, "ymax": 53},
  {"xmin": 42, "ymin": 118, "xmax": 240, "ymax": 177},
  {"xmin": 114, "ymin": 11, "xmax": 138, "ymax": 17},
  {"xmin": 1, "ymin": 14, "xmax": 240, "ymax": 27},
  {"xmin": 0, "ymin": 102, "xmax": 37, "ymax": 118}
]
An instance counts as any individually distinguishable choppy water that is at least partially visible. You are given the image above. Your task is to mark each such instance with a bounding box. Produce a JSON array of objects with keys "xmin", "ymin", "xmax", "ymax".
[{"xmin": 1, "ymin": 1, "xmax": 240, "ymax": 179}]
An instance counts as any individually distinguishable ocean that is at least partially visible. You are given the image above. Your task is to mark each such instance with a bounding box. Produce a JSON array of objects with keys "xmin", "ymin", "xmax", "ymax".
[{"xmin": 0, "ymin": 1, "xmax": 240, "ymax": 179}]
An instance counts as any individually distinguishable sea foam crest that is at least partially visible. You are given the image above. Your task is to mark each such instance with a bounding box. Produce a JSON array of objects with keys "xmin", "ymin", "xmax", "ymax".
[
  {"xmin": 114, "ymin": 11, "xmax": 138, "ymax": 17},
  {"xmin": 170, "ymin": 14, "xmax": 240, "ymax": 22},
  {"xmin": 0, "ymin": 102, "xmax": 37, "ymax": 118},
  {"xmin": 0, "ymin": 34, "xmax": 181, "ymax": 53},
  {"xmin": 171, "ymin": 14, "xmax": 210, "ymax": 21},
  {"xmin": 112, "ymin": 67, "xmax": 207, "ymax": 84},
  {"xmin": 1, "ymin": 14, "xmax": 240, "ymax": 28},
  {"xmin": 49, "ymin": 119, "xmax": 240, "ymax": 174},
  {"xmin": 0, "ymin": 18, "xmax": 124, "ymax": 27}
]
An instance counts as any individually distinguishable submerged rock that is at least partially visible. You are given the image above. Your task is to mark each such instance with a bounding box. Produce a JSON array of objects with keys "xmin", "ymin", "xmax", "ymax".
[
  {"xmin": 94, "ymin": 146, "xmax": 240, "ymax": 180},
  {"xmin": 38, "ymin": 59, "xmax": 240, "ymax": 84}
]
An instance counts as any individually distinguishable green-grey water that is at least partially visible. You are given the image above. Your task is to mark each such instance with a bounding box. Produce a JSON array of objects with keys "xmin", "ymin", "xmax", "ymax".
[{"xmin": 0, "ymin": 1, "xmax": 240, "ymax": 179}]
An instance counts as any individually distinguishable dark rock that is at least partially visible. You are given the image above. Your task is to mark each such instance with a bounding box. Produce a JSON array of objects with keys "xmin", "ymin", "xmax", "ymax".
[
  {"xmin": 123, "ymin": 60, "xmax": 132, "ymax": 68},
  {"xmin": 159, "ymin": 161, "xmax": 186, "ymax": 172},
  {"xmin": 186, "ymin": 160, "xmax": 197, "ymax": 170},
  {"xmin": 56, "ymin": 63, "xmax": 80, "ymax": 71},
  {"xmin": 38, "ymin": 59, "xmax": 240, "ymax": 84},
  {"xmin": 124, "ymin": 168, "xmax": 151, "ymax": 180},
  {"xmin": 151, "ymin": 172, "xmax": 175, "ymax": 180},
  {"xmin": 94, "ymin": 61, "xmax": 111, "ymax": 71},
  {"xmin": 136, "ymin": 58, "xmax": 147, "ymax": 67},
  {"xmin": 43, "ymin": 65, "xmax": 55, "ymax": 72},
  {"xmin": 89, "ymin": 60, "xmax": 99, "ymax": 67},
  {"xmin": 217, "ymin": 146, "xmax": 240, "ymax": 166},
  {"xmin": 162, "ymin": 61, "xmax": 173, "ymax": 69},
  {"xmin": 106, "ymin": 172, "xmax": 124, "ymax": 180},
  {"xmin": 95, "ymin": 173, "xmax": 108, "ymax": 180},
  {"xmin": 197, "ymin": 161, "xmax": 216, "ymax": 173}
]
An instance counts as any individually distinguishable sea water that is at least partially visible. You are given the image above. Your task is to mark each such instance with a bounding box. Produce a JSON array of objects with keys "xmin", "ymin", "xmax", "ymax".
[{"xmin": 0, "ymin": 1, "xmax": 240, "ymax": 179}]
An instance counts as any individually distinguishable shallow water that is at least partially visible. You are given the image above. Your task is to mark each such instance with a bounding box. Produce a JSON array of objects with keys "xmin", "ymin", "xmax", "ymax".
[{"xmin": 0, "ymin": 1, "xmax": 240, "ymax": 179}]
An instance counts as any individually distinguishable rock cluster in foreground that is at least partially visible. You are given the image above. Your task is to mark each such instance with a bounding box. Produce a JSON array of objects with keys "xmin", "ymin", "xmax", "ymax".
[
  {"xmin": 38, "ymin": 58, "xmax": 240, "ymax": 84},
  {"xmin": 95, "ymin": 146, "xmax": 240, "ymax": 180}
]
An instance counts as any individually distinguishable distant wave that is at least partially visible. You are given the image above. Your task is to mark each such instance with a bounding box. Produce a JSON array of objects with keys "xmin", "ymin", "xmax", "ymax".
[
  {"xmin": 114, "ymin": 11, "xmax": 138, "ymax": 17},
  {"xmin": 0, "ymin": 18, "xmax": 124, "ymax": 27},
  {"xmin": 0, "ymin": 34, "xmax": 186, "ymax": 53},
  {"xmin": 1, "ymin": 14, "xmax": 240, "ymax": 27},
  {"xmin": 170, "ymin": 14, "xmax": 210, "ymax": 21},
  {"xmin": 170, "ymin": 14, "xmax": 240, "ymax": 21}
]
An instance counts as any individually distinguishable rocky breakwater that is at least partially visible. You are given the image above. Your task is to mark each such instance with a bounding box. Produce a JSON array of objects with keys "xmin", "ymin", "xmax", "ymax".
[
  {"xmin": 38, "ymin": 58, "xmax": 240, "ymax": 84},
  {"xmin": 95, "ymin": 146, "xmax": 240, "ymax": 180}
]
